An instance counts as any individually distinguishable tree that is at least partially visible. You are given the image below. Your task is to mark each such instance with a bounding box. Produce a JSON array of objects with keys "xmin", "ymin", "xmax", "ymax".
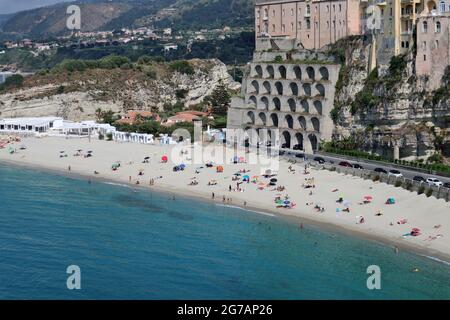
[{"xmin": 204, "ymin": 81, "xmax": 231, "ymax": 116}]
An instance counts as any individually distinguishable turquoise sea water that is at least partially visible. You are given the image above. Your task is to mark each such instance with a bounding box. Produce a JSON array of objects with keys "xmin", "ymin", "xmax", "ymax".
[{"xmin": 0, "ymin": 163, "xmax": 449, "ymax": 299}]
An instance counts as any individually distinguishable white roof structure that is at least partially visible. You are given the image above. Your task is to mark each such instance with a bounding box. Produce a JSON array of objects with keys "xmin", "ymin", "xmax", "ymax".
[{"xmin": 0, "ymin": 117, "xmax": 62, "ymax": 127}]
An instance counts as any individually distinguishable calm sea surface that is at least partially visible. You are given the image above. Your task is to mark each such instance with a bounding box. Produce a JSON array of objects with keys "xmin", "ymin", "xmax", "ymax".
[{"xmin": 0, "ymin": 164, "xmax": 449, "ymax": 299}]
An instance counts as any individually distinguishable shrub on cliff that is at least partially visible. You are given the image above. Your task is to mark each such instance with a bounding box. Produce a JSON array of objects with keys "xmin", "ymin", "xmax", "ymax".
[
  {"xmin": 0, "ymin": 74, "xmax": 24, "ymax": 92},
  {"xmin": 169, "ymin": 61, "xmax": 195, "ymax": 75}
]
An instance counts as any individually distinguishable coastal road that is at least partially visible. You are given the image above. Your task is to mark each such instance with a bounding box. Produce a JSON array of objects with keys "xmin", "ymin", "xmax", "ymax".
[{"xmin": 280, "ymin": 151, "xmax": 450, "ymax": 185}]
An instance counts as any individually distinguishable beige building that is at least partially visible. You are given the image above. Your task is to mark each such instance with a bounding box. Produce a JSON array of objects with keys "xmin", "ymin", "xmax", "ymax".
[
  {"xmin": 255, "ymin": 0, "xmax": 364, "ymax": 49},
  {"xmin": 415, "ymin": 3, "xmax": 450, "ymax": 89},
  {"xmin": 375, "ymin": 0, "xmax": 449, "ymax": 64}
]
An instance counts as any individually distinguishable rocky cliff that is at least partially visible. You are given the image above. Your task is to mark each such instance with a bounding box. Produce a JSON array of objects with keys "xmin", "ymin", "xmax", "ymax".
[
  {"xmin": 0, "ymin": 59, "xmax": 240, "ymax": 121},
  {"xmin": 330, "ymin": 36, "xmax": 450, "ymax": 160}
]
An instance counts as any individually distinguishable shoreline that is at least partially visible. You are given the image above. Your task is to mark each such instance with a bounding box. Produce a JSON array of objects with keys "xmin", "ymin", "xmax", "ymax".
[{"xmin": 2, "ymin": 156, "xmax": 450, "ymax": 265}]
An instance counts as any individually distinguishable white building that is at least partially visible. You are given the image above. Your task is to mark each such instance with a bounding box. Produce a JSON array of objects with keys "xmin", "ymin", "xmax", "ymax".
[
  {"xmin": 0, "ymin": 117, "xmax": 61, "ymax": 133},
  {"xmin": 0, "ymin": 116, "xmax": 155, "ymax": 144}
]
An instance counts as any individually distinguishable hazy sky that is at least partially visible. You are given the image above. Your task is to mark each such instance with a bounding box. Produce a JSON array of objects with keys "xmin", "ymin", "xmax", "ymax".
[{"xmin": 0, "ymin": 0, "xmax": 71, "ymax": 14}]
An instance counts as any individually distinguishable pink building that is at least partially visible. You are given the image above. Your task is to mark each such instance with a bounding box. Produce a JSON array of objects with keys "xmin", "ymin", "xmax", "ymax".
[
  {"xmin": 255, "ymin": 0, "xmax": 363, "ymax": 49},
  {"xmin": 416, "ymin": 7, "xmax": 450, "ymax": 89}
]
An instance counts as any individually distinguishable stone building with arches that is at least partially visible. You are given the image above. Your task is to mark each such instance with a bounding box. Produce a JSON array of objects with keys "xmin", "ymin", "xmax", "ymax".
[{"xmin": 227, "ymin": 61, "xmax": 340, "ymax": 153}]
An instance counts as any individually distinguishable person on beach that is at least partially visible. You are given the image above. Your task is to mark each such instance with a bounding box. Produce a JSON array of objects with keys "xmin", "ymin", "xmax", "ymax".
[
  {"xmin": 223, "ymin": 196, "xmax": 226, "ymax": 202},
  {"xmin": 395, "ymin": 246, "xmax": 399, "ymax": 255},
  {"xmin": 212, "ymin": 192, "xmax": 215, "ymax": 200},
  {"xmin": 129, "ymin": 176, "xmax": 132, "ymax": 183},
  {"xmin": 68, "ymin": 166, "xmax": 71, "ymax": 171}
]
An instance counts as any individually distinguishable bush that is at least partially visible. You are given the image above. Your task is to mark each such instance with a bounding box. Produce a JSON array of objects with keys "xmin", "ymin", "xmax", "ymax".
[
  {"xmin": 395, "ymin": 180, "xmax": 402, "ymax": 188},
  {"xmin": 169, "ymin": 61, "xmax": 194, "ymax": 75},
  {"xmin": 274, "ymin": 55, "xmax": 283, "ymax": 63},
  {"xmin": 426, "ymin": 189, "xmax": 433, "ymax": 198},
  {"xmin": 146, "ymin": 68, "xmax": 157, "ymax": 79},
  {"xmin": 98, "ymin": 133, "xmax": 104, "ymax": 140},
  {"xmin": 0, "ymin": 74, "xmax": 24, "ymax": 91},
  {"xmin": 405, "ymin": 181, "xmax": 413, "ymax": 191},
  {"xmin": 106, "ymin": 133, "xmax": 113, "ymax": 141},
  {"xmin": 372, "ymin": 175, "xmax": 380, "ymax": 182},
  {"xmin": 418, "ymin": 186, "xmax": 426, "ymax": 195}
]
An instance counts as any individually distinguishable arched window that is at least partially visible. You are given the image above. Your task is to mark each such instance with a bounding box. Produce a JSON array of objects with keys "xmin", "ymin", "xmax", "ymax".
[
  {"xmin": 436, "ymin": 21, "xmax": 441, "ymax": 33},
  {"xmin": 423, "ymin": 21, "xmax": 428, "ymax": 33},
  {"xmin": 306, "ymin": 5, "xmax": 311, "ymax": 14}
]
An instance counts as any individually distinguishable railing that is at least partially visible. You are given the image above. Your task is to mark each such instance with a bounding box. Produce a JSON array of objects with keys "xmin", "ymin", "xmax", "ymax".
[{"xmin": 314, "ymin": 163, "xmax": 450, "ymax": 202}]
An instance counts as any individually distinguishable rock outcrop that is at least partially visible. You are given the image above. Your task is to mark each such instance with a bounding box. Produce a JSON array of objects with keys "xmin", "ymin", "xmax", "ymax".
[
  {"xmin": 0, "ymin": 59, "xmax": 240, "ymax": 122},
  {"xmin": 331, "ymin": 37, "xmax": 450, "ymax": 160}
]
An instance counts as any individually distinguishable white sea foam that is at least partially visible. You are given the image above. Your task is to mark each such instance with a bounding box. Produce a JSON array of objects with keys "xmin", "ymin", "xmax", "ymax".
[
  {"xmin": 103, "ymin": 181, "xmax": 133, "ymax": 189},
  {"xmin": 216, "ymin": 204, "xmax": 276, "ymax": 217},
  {"xmin": 423, "ymin": 255, "xmax": 450, "ymax": 266}
]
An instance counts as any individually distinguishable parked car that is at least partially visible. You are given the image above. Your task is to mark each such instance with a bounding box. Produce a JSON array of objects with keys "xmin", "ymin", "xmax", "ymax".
[
  {"xmin": 295, "ymin": 153, "xmax": 305, "ymax": 159},
  {"xmin": 443, "ymin": 182, "xmax": 450, "ymax": 189},
  {"xmin": 314, "ymin": 157, "xmax": 325, "ymax": 164},
  {"xmin": 279, "ymin": 150, "xmax": 286, "ymax": 156},
  {"xmin": 281, "ymin": 143, "xmax": 288, "ymax": 149},
  {"xmin": 427, "ymin": 178, "xmax": 443, "ymax": 187},
  {"xmin": 413, "ymin": 176, "xmax": 426, "ymax": 182},
  {"xmin": 292, "ymin": 144, "xmax": 302, "ymax": 150},
  {"xmin": 352, "ymin": 163, "xmax": 364, "ymax": 169},
  {"xmin": 374, "ymin": 168, "xmax": 388, "ymax": 174},
  {"xmin": 339, "ymin": 161, "xmax": 353, "ymax": 167},
  {"xmin": 388, "ymin": 169, "xmax": 403, "ymax": 178}
]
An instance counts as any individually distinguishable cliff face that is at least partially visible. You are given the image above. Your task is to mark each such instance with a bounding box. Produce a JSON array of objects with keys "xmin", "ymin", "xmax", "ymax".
[
  {"xmin": 332, "ymin": 37, "xmax": 450, "ymax": 160},
  {"xmin": 0, "ymin": 59, "xmax": 240, "ymax": 121}
]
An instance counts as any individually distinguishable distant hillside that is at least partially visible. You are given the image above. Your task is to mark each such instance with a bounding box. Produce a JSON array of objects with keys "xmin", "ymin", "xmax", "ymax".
[
  {"xmin": 1, "ymin": 1, "xmax": 177, "ymax": 37},
  {"xmin": 0, "ymin": 0, "xmax": 254, "ymax": 38},
  {"xmin": 152, "ymin": 0, "xmax": 254, "ymax": 30},
  {"xmin": 2, "ymin": 2, "xmax": 132, "ymax": 36},
  {"xmin": 0, "ymin": 14, "xmax": 13, "ymax": 29}
]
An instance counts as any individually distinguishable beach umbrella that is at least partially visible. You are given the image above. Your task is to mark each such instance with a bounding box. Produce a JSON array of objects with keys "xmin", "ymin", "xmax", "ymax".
[
  {"xmin": 265, "ymin": 169, "xmax": 272, "ymax": 176},
  {"xmin": 364, "ymin": 196, "xmax": 373, "ymax": 200},
  {"xmin": 161, "ymin": 155, "xmax": 168, "ymax": 162},
  {"xmin": 144, "ymin": 157, "xmax": 150, "ymax": 160},
  {"xmin": 243, "ymin": 175, "xmax": 250, "ymax": 180},
  {"xmin": 343, "ymin": 200, "xmax": 351, "ymax": 207},
  {"xmin": 234, "ymin": 173, "xmax": 241, "ymax": 176},
  {"xmin": 180, "ymin": 164, "xmax": 186, "ymax": 169},
  {"xmin": 270, "ymin": 178, "xmax": 278, "ymax": 183},
  {"xmin": 60, "ymin": 151, "xmax": 65, "ymax": 153},
  {"xmin": 87, "ymin": 151, "xmax": 93, "ymax": 153}
]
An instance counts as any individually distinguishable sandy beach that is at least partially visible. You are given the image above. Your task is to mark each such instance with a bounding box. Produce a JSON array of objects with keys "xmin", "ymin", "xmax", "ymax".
[{"xmin": 1, "ymin": 136, "xmax": 450, "ymax": 263}]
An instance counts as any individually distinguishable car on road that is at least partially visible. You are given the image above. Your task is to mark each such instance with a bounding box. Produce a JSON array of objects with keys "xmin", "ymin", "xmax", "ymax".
[
  {"xmin": 293, "ymin": 144, "xmax": 302, "ymax": 150},
  {"xmin": 279, "ymin": 150, "xmax": 285, "ymax": 156},
  {"xmin": 374, "ymin": 168, "xmax": 388, "ymax": 174},
  {"xmin": 352, "ymin": 163, "xmax": 364, "ymax": 169},
  {"xmin": 388, "ymin": 169, "xmax": 403, "ymax": 178},
  {"xmin": 339, "ymin": 161, "xmax": 353, "ymax": 167},
  {"xmin": 413, "ymin": 176, "xmax": 426, "ymax": 182},
  {"xmin": 426, "ymin": 178, "xmax": 443, "ymax": 187},
  {"xmin": 443, "ymin": 182, "xmax": 450, "ymax": 189},
  {"xmin": 295, "ymin": 153, "xmax": 305, "ymax": 159},
  {"xmin": 314, "ymin": 157, "xmax": 325, "ymax": 164}
]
